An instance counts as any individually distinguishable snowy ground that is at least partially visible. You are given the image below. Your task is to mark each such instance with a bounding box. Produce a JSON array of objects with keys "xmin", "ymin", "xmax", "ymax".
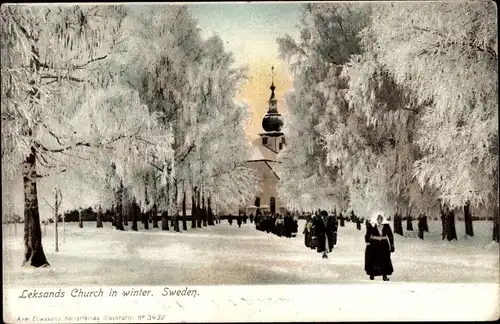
[{"xmin": 3, "ymin": 219, "xmax": 499, "ymax": 286}]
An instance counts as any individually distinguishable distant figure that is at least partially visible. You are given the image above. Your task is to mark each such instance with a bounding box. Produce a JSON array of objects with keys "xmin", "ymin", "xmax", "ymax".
[
  {"xmin": 418, "ymin": 214, "xmax": 426, "ymax": 240},
  {"xmin": 364, "ymin": 212, "xmax": 394, "ymax": 281},
  {"xmin": 243, "ymin": 213, "xmax": 248, "ymax": 224},
  {"xmin": 303, "ymin": 217, "xmax": 313, "ymax": 248},
  {"xmin": 291, "ymin": 213, "xmax": 298, "ymax": 236},
  {"xmin": 264, "ymin": 212, "xmax": 272, "ymax": 233},
  {"xmin": 313, "ymin": 210, "xmax": 337, "ymax": 259},
  {"xmin": 228, "ymin": 214, "xmax": 233, "ymax": 226},
  {"xmin": 249, "ymin": 213, "xmax": 254, "ymax": 224},
  {"xmin": 274, "ymin": 215, "xmax": 284, "ymax": 236},
  {"xmin": 255, "ymin": 210, "xmax": 262, "ymax": 231},
  {"xmin": 237, "ymin": 216, "xmax": 242, "ymax": 228},
  {"xmin": 283, "ymin": 214, "xmax": 292, "ymax": 238},
  {"xmin": 350, "ymin": 210, "xmax": 356, "ymax": 222}
]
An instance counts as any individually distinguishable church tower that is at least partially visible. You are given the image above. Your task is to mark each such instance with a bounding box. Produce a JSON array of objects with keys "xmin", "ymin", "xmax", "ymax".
[{"xmin": 260, "ymin": 66, "xmax": 285, "ymax": 153}]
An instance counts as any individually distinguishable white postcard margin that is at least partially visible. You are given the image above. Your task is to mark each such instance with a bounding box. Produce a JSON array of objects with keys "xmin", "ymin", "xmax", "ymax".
[{"xmin": 3, "ymin": 283, "xmax": 500, "ymax": 323}]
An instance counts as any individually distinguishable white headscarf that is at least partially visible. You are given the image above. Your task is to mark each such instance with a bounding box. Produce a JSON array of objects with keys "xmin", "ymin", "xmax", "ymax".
[{"xmin": 370, "ymin": 211, "xmax": 389, "ymax": 226}]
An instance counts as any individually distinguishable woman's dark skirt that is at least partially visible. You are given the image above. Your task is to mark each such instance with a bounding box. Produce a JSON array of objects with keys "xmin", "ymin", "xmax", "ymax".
[{"xmin": 364, "ymin": 240, "xmax": 393, "ymax": 276}]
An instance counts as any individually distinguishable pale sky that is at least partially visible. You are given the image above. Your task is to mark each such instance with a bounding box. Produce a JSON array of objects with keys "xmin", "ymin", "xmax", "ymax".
[
  {"xmin": 189, "ymin": 2, "xmax": 303, "ymax": 139},
  {"xmin": 190, "ymin": 3, "xmax": 302, "ymax": 65}
]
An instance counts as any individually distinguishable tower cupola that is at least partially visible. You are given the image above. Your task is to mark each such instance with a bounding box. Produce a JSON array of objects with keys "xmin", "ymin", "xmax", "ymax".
[{"xmin": 261, "ymin": 66, "xmax": 283, "ymax": 135}]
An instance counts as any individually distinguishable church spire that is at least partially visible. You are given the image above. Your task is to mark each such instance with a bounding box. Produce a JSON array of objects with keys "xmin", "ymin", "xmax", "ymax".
[
  {"xmin": 269, "ymin": 66, "xmax": 276, "ymax": 101},
  {"xmin": 261, "ymin": 66, "xmax": 283, "ymax": 134}
]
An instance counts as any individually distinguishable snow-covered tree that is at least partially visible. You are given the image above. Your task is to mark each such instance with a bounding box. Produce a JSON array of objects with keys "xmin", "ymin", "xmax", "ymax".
[
  {"xmin": 277, "ymin": 3, "xmax": 372, "ymax": 212},
  {"xmin": 365, "ymin": 1, "xmax": 498, "ymax": 210},
  {"xmin": 1, "ymin": 5, "xmax": 174, "ymax": 266},
  {"xmin": 185, "ymin": 35, "xmax": 259, "ymax": 218},
  {"xmin": 361, "ymin": 1, "xmax": 498, "ymax": 239},
  {"xmin": 119, "ymin": 6, "xmax": 258, "ymax": 227}
]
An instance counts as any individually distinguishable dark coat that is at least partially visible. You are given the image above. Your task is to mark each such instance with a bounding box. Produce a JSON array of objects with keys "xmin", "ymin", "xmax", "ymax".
[
  {"xmin": 283, "ymin": 216, "xmax": 293, "ymax": 237},
  {"xmin": 364, "ymin": 222, "xmax": 394, "ymax": 276},
  {"xmin": 275, "ymin": 218, "xmax": 285, "ymax": 237},
  {"xmin": 313, "ymin": 216, "xmax": 338, "ymax": 253}
]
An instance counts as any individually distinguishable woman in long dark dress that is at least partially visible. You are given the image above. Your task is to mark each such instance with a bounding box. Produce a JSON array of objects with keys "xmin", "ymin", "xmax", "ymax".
[
  {"xmin": 314, "ymin": 210, "xmax": 337, "ymax": 259},
  {"xmin": 364, "ymin": 212, "xmax": 395, "ymax": 281}
]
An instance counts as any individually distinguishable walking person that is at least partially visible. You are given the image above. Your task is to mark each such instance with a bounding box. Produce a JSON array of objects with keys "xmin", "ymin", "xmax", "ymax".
[
  {"xmin": 303, "ymin": 216, "xmax": 313, "ymax": 248},
  {"xmin": 275, "ymin": 215, "xmax": 285, "ymax": 237},
  {"xmin": 237, "ymin": 215, "xmax": 242, "ymax": 228},
  {"xmin": 313, "ymin": 210, "xmax": 337, "ymax": 259},
  {"xmin": 364, "ymin": 212, "xmax": 395, "ymax": 281}
]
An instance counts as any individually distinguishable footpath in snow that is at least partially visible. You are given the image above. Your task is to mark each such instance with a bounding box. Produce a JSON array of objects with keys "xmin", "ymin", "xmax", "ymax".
[{"xmin": 3, "ymin": 219, "xmax": 498, "ymax": 286}]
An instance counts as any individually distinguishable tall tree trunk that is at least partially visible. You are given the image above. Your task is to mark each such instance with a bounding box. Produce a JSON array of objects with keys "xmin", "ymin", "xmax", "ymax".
[
  {"xmin": 122, "ymin": 189, "xmax": 128, "ymax": 226},
  {"xmin": 418, "ymin": 214, "xmax": 425, "ymax": 240},
  {"xmin": 202, "ymin": 191, "xmax": 207, "ymax": 227},
  {"xmin": 115, "ymin": 181, "xmax": 125, "ymax": 231},
  {"xmin": 446, "ymin": 210, "xmax": 458, "ymax": 241},
  {"xmin": 22, "ymin": 147, "xmax": 50, "ymax": 267},
  {"xmin": 197, "ymin": 189, "xmax": 202, "ymax": 228},
  {"xmin": 62, "ymin": 211, "xmax": 65, "ymax": 243},
  {"xmin": 493, "ymin": 174, "xmax": 499, "ymax": 242},
  {"xmin": 152, "ymin": 203, "xmax": 158, "ymax": 229},
  {"xmin": 174, "ymin": 179, "xmax": 180, "ymax": 232},
  {"xmin": 464, "ymin": 201, "xmax": 474, "ymax": 237},
  {"xmin": 162, "ymin": 184, "xmax": 170, "ymax": 231},
  {"xmin": 208, "ymin": 196, "xmax": 214, "ymax": 226},
  {"xmin": 78, "ymin": 208, "xmax": 83, "ymax": 228},
  {"xmin": 54, "ymin": 189, "xmax": 59, "ymax": 253},
  {"xmin": 97, "ymin": 205, "xmax": 103, "ymax": 228},
  {"xmin": 493, "ymin": 204, "xmax": 499, "ymax": 243},
  {"xmin": 191, "ymin": 187, "xmax": 197, "ymax": 229},
  {"xmin": 131, "ymin": 199, "xmax": 138, "ymax": 231},
  {"xmin": 152, "ymin": 174, "xmax": 159, "ymax": 228},
  {"xmin": 110, "ymin": 205, "xmax": 116, "ymax": 227},
  {"xmin": 144, "ymin": 175, "xmax": 149, "ymax": 230},
  {"xmin": 440, "ymin": 206, "xmax": 448, "ymax": 240},
  {"xmin": 182, "ymin": 182, "xmax": 188, "ymax": 231},
  {"xmin": 170, "ymin": 180, "xmax": 175, "ymax": 228},
  {"xmin": 123, "ymin": 207, "xmax": 128, "ymax": 226}
]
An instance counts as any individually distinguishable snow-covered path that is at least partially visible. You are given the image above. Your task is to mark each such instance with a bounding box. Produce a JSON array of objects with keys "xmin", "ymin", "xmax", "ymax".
[{"xmin": 2, "ymin": 220, "xmax": 499, "ymax": 287}]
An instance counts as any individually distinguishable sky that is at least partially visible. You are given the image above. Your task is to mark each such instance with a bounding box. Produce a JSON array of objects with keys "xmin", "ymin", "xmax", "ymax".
[{"xmin": 189, "ymin": 2, "xmax": 303, "ymax": 139}]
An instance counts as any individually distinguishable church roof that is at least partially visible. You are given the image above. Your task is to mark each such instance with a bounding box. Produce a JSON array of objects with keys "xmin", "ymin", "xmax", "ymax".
[
  {"xmin": 266, "ymin": 161, "xmax": 284, "ymax": 178},
  {"xmin": 247, "ymin": 138, "xmax": 277, "ymax": 162}
]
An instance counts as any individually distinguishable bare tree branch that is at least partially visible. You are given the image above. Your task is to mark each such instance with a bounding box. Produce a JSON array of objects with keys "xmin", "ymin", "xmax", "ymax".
[
  {"xmin": 42, "ymin": 123, "xmax": 65, "ymax": 146},
  {"xmin": 42, "ymin": 197, "xmax": 56, "ymax": 212},
  {"xmin": 73, "ymin": 55, "xmax": 108, "ymax": 69},
  {"xmin": 40, "ymin": 74, "xmax": 86, "ymax": 83},
  {"xmin": 35, "ymin": 168, "xmax": 67, "ymax": 178}
]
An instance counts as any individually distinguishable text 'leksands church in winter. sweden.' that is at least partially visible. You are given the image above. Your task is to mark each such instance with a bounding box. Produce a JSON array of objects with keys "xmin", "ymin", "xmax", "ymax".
[{"xmin": 243, "ymin": 67, "xmax": 287, "ymax": 216}]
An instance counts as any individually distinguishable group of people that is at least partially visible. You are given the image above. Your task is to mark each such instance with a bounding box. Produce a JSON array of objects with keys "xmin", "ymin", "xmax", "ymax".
[
  {"xmin": 254, "ymin": 211, "xmax": 299, "ymax": 238},
  {"xmin": 302, "ymin": 210, "xmax": 395, "ymax": 281},
  {"xmin": 303, "ymin": 210, "xmax": 339, "ymax": 259},
  {"xmin": 227, "ymin": 214, "xmax": 251, "ymax": 227}
]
